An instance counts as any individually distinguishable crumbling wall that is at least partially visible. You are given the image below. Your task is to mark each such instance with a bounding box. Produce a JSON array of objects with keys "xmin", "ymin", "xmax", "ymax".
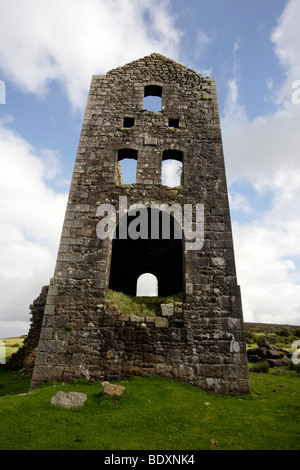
[{"xmin": 8, "ymin": 286, "xmax": 48, "ymax": 369}]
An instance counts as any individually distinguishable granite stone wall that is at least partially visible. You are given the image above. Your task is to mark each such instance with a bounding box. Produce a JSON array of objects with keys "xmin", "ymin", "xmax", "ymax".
[
  {"xmin": 31, "ymin": 54, "xmax": 250, "ymax": 394},
  {"xmin": 8, "ymin": 286, "xmax": 48, "ymax": 370}
]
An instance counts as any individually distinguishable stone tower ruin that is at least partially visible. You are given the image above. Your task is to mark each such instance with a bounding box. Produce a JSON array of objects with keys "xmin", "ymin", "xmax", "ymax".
[{"xmin": 31, "ymin": 53, "xmax": 250, "ymax": 394}]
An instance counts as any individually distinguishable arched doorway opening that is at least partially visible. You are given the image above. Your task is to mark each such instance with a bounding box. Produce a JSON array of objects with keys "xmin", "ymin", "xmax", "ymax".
[
  {"xmin": 108, "ymin": 207, "xmax": 183, "ymax": 296},
  {"xmin": 136, "ymin": 273, "xmax": 158, "ymax": 297}
]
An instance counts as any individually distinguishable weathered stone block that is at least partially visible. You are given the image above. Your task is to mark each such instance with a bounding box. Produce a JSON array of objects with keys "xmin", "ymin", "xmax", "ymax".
[
  {"xmin": 130, "ymin": 314, "xmax": 143, "ymax": 323},
  {"xmin": 154, "ymin": 317, "xmax": 169, "ymax": 328},
  {"xmin": 186, "ymin": 283, "xmax": 194, "ymax": 295},
  {"xmin": 144, "ymin": 136, "xmax": 158, "ymax": 146},
  {"xmin": 160, "ymin": 303, "xmax": 174, "ymax": 317},
  {"xmin": 145, "ymin": 316, "xmax": 155, "ymax": 324}
]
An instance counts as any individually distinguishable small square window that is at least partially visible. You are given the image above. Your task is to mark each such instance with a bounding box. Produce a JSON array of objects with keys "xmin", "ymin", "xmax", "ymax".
[
  {"xmin": 168, "ymin": 119, "xmax": 179, "ymax": 129},
  {"xmin": 123, "ymin": 117, "xmax": 135, "ymax": 128}
]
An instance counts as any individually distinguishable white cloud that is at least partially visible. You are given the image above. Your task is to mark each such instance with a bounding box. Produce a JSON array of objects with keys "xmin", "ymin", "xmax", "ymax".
[
  {"xmin": 0, "ymin": 0, "xmax": 181, "ymax": 110},
  {"xmin": 226, "ymin": 79, "xmax": 240, "ymax": 110},
  {"xmin": 233, "ymin": 39, "xmax": 240, "ymax": 53},
  {"xmin": 229, "ymin": 192, "xmax": 253, "ymax": 215},
  {"xmin": 197, "ymin": 29, "xmax": 214, "ymax": 53},
  {"xmin": 0, "ymin": 119, "xmax": 67, "ymax": 337},
  {"xmin": 221, "ymin": 0, "xmax": 300, "ymax": 325},
  {"xmin": 267, "ymin": 77, "xmax": 274, "ymax": 91},
  {"xmin": 162, "ymin": 160, "xmax": 182, "ymax": 187},
  {"xmin": 271, "ymin": 0, "xmax": 300, "ymax": 101},
  {"xmin": 233, "ymin": 220, "xmax": 300, "ymax": 325}
]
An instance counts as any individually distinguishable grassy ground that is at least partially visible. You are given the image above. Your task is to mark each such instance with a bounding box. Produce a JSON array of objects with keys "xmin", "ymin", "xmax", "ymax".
[
  {"xmin": 1, "ymin": 330, "xmax": 299, "ymax": 451},
  {"xmin": 0, "ymin": 365, "xmax": 299, "ymax": 450},
  {"xmin": 1, "ymin": 337, "xmax": 25, "ymax": 362}
]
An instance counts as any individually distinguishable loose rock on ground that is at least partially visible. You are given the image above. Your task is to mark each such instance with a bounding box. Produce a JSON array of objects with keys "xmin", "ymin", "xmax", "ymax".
[
  {"xmin": 102, "ymin": 381, "xmax": 125, "ymax": 396},
  {"xmin": 50, "ymin": 391, "xmax": 87, "ymax": 408}
]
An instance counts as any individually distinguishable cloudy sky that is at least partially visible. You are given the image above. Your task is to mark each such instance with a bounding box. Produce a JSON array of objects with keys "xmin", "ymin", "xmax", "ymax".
[{"xmin": 0, "ymin": 0, "xmax": 300, "ymax": 337}]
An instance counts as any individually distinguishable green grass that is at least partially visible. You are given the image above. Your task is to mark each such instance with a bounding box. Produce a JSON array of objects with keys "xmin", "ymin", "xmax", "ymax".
[
  {"xmin": 0, "ymin": 366, "xmax": 32, "ymax": 396},
  {"xmin": 106, "ymin": 289, "xmax": 183, "ymax": 317},
  {"xmin": 248, "ymin": 361, "xmax": 270, "ymax": 373},
  {"xmin": 1, "ymin": 331, "xmax": 299, "ymax": 450},
  {"xmin": 1, "ymin": 337, "xmax": 25, "ymax": 362},
  {"xmin": 0, "ymin": 365, "xmax": 299, "ymax": 450},
  {"xmin": 245, "ymin": 324, "xmax": 300, "ymax": 350}
]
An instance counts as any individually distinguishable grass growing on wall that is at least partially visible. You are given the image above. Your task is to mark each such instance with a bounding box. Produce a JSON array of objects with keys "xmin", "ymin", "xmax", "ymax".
[{"xmin": 106, "ymin": 289, "xmax": 183, "ymax": 317}]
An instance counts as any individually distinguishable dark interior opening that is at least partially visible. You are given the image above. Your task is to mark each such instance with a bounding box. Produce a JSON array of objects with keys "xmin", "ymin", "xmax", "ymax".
[
  {"xmin": 118, "ymin": 148, "xmax": 138, "ymax": 161},
  {"xmin": 144, "ymin": 85, "xmax": 162, "ymax": 98},
  {"xmin": 162, "ymin": 149, "xmax": 183, "ymax": 162},
  {"xmin": 109, "ymin": 208, "xmax": 183, "ymax": 296},
  {"xmin": 168, "ymin": 118, "xmax": 180, "ymax": 129},
  {"xmin": 123, "ymin": 117, "xmax": 135, "ymax": 128}
]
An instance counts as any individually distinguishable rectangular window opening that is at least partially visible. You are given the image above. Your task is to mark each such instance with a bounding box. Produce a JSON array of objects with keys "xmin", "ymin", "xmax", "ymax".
[
  {"xmin": 116, "ymin": 149, "xmax": 138, "ymax": 185},
  {"xmin": 168, "ymin": 118, "xmax": 179, "ymax": 129},
  {"xmin": 162, "ymin": 150, "xmax": 183, "ymax": 187},
  {"xmin": 144, "ymin": 85, "xmax": 162, "ymax": 112},
  {"xmin": 123, "ymin": 117, "xmax": 135, "ymax": 128},
  {"xmin": 120, "ymin": 159, "xmax": 137, "ymax": 184},
  {"xmin": 162, "ymin": 160, "xmax": 183, "ymax": 187}
]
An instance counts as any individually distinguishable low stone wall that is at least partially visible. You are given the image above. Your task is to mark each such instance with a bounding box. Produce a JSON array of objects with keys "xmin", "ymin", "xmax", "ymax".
[{"xmin": 31, "ymin": 292, "xmax": 250, "ymax": 395}]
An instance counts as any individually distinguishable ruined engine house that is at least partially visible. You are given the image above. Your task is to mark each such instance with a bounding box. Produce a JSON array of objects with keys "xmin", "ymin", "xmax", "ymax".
[{"xmin": 31, "ymin": 54, "xmax": 250, "ymax": 394}]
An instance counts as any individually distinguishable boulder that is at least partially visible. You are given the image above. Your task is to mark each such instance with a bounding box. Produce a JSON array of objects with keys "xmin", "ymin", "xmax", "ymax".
[
  {"xmin": 247, "ymin": 341, "xmax": 291, "ymax": 367},
  {"xmin": 102, "ymin": 381, "xmax": 125, "ymax": 396},
  {"xmin": 50, "ymin": 391, "xmax": 87, "ymax": 408}
]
